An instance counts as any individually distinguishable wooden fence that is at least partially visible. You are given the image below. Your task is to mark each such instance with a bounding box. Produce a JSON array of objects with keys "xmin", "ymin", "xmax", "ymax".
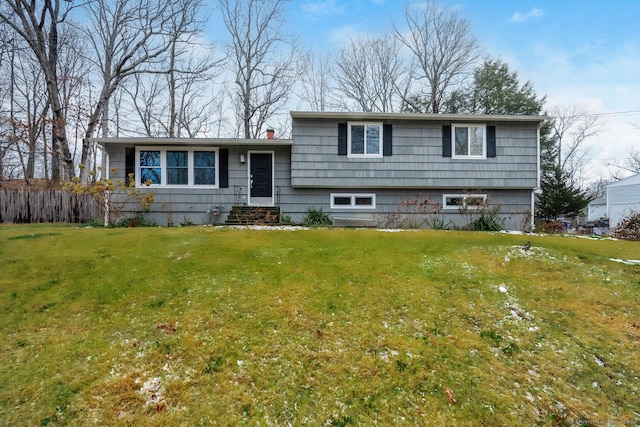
[{"xmin": 0, "ymin": 188, "xmax": 104, "ymax": 224}]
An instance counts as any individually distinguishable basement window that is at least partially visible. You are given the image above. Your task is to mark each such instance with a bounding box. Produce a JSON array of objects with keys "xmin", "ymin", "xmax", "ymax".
[
  {"xmin": 443, "ymin": 194, "xmax": 487, "ymax": 209},
  {"xmin": 330, "ymin": 193, "xmax": 376, "ymax": 209}
]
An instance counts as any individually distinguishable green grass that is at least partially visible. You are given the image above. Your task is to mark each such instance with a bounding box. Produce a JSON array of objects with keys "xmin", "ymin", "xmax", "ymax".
[{"xmin": 0, "ymin": 225, "xmax": 639, "ymax": 425}]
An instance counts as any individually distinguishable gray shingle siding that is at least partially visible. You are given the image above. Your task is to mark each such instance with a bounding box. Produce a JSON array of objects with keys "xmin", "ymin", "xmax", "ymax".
[
  {"xmin": 276, "ymin": 188, "xmax": 532, "ymax": 230},
  {"xmin": 291, "ymin": 118, "xmax": 539, "ymax": 189},
  {"xmin": 103, "ymin": 142, "xmax": 292, "ymax": 225},
  {"xmin": 99, "ymin": 112, "xmax": 543, "ymax": 229}
]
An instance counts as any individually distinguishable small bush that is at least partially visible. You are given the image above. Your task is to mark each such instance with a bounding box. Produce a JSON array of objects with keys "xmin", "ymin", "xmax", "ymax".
[
  {"xmin": 303, "ymin": 207, "xmax": 331, "ymax": 226},
  {"xmin": 62, "ymin": 170, "xmax": 154, "ymax": 226},
  {"xmin": 613, "ymin": 210, "xmax": 640, "ymax": 240},
  {"xmin": 540, "ymin": 220, "xmax": 565, "ymax": 233},
  {"xmin": 180, "ymin": 217, "xmax": 195, "ymax": 226},
  {"xmin": 378, "ymin": 196, "xmax": 451, "ymax": 229},
  {"xmin": 116, "ymin": 213, "xmax": 156, "ymax": 228},
  {"xmin": 459, "ymin": 196, "xmax": 504, "ymax": 231},
  {"xmin": 280, "ymin": 214, "xmax": 293, "ymax": 225},
  {"xmin": 472, "ymin": 212, "xmax": 503, "ymax": 231}
]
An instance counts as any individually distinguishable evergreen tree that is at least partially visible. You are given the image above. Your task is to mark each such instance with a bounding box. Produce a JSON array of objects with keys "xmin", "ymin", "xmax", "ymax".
[
  {"xmin": 536, "ymin": 165, "xmax": 592, "ymax": 220},
  {"xmin": 444, "ymin": 59, "xmax": 544, "ymax": 115},
  {"xmin": 443, "ymin": 58, "xmax": 594, "ymax": 221}
]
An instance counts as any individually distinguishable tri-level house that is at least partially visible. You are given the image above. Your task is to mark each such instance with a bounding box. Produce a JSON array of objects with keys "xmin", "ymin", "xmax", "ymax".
[{"xmin": 96, "ymin": 111, "xmax": 546, "ymax": 229}]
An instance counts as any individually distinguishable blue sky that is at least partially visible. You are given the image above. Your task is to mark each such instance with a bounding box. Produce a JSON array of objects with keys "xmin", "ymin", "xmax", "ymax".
[{"xmin": 209, "ymin": 1, "xmax": 640, "ymax": 180}]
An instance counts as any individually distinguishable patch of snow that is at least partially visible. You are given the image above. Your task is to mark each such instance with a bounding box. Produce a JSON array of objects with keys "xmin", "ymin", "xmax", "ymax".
[
  {"xmin": 594, "ymin": 355, "xmax": 605, "ymax": 367},
  {"xmin": 609, "ymin": 258, "xmax": 640, "ymax": 265},
  {"xmin": 573, "ymin": 234, "xmax": 617, "ymax": 241},
  {"xmin": 224, "ymin": 225, "xmax": 310, "ymax": 231},
  {"xmin": 139, "ymin": 377, "xmax": 163, "ymax": 406}
]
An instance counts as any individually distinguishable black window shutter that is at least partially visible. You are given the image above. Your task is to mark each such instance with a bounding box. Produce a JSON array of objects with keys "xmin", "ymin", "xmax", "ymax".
[
  {"xmin": 383, "ymin": 124, "xmax": 392, "ymax": 156},
  {"xmin": 338, "ymin": 123, "xmax": 347, "ymax": 155},
  {"xmin": 125, "ymin": 147, "xmax": 135, "ymax": 185},
  {"xmin": 442, "ymin": 126, "xmax": 452, "ymax": 157},
  {"xmin": 486, "ymin": 126, "xmax": 496, "ymax": 157},
  {"xmin": 219, "ymin": 148, "xmax": 229, "ymax": 188}
]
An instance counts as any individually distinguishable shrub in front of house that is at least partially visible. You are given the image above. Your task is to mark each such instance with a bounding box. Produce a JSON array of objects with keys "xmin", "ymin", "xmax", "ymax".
[{"xmin": 303, "ymin": 207, "xmax": 331, "ymax": 226}]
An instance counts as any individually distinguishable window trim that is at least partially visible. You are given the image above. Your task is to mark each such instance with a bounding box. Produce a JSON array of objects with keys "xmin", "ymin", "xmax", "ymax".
[
  {"xmin": 135, "ymin": 146, "xmax": 219, "ymax": 188},
  {"xmin": 451, "ymin": 124, "xmax": 487, "ymax": 159},
  {"xmin": 330, "ymin": 193, "xmax": 376, "ymax": 209},
  {"xmin": 347, "ymin": 122, "xmax": 383, "ymax": 158},
  {"xmin": 442, "ymin": 194, "xmax": 487, "ymax": 210}
]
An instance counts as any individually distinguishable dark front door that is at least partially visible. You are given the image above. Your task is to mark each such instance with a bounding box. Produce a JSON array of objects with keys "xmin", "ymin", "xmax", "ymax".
[{"xmin": 250, "ymin": 153, "xmax": 273, "ymax": 198}]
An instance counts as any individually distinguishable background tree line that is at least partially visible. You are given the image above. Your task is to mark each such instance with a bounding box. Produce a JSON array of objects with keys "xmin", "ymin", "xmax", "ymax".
[{"xmin": 0, "ymin": 0, "xmax": 617, "ymax": 220}]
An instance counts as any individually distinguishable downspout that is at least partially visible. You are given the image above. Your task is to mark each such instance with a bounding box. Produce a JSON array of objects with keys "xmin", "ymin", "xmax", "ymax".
[
  {"xmin": 101, "ymin": 142, "xmax": 109, "ymax": 227},
  {"xmin": 531, "ymin": 121, "xmax": 544, "ymax": 230},
  {"xmin": 606, "ymin": 185, "xmax": 610, "ymax": 227}
]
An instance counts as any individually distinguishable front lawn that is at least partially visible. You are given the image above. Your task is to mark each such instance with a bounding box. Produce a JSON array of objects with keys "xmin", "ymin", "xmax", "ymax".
[{"xmin": 0, "ymin": 225, "xmax": 638, "ymax": 425}]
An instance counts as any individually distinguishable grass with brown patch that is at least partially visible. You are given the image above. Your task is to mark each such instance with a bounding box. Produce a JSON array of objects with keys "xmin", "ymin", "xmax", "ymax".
[{"xmin": 0, "ymin": 225, "xmax": 639, "ymax": 425}]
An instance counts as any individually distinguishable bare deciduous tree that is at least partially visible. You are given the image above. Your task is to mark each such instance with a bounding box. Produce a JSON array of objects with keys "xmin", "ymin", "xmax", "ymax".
[
  {"xmin": 0, "ymin": 0, "xmax": 77, "ymax": 180},
  {"xmin": 120, "ymin": 12, "xmax": 222, "ymax": 139},
  {"xmin": 393, "ymin": 2, "xmax": 481, "ymax": 113},
  {"xmin": 80, "ymin": 0, "xmax": 205, "ymax": 180},
  {"xmin": 297, "ymin": 52, "xmax": 332, "ymax": 112},
  {"xmin": 0, "ymin": 22, "xmax": 11, "ymax": 182},
  {"xmin": 606, "ymin": 146, "xmax": 640, "ymax": 178},
  {"xmin": 219, "ymin": 0, "xmax": 300, "ymax": 139},
  {"xmin": 8, "ymin": 44, "xmax": 50, "ymax": 181},
  {"xmin": 333, "ymin": 35, "xmax": 405, "ymax": 113},
  {"xmin": 163, "ymin": 1, "xmax": 221, "ymax": 137},
  {"xmin": 549, "ymin": 106, "xmax": 603, "ymax": 179}
]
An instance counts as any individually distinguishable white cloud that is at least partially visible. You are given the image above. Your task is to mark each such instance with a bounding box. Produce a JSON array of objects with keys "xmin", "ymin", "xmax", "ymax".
[
  {"xmin": 328, "ymin": 24, "xmax": 366, "ymax": 47},
  {"xmin": 301, "ymin": 0, "xmax": 346, "ymax": 20},
  {"xmin": 491, "ymin": 36, "xmax": 640, "ymax": 182},
  {"xmin": 510, "ymin": 8, "xmax": 544, "ymax": 23}
]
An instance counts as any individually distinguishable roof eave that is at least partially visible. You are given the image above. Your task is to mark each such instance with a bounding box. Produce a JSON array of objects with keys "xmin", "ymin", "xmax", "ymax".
[
  {"xmin": 290, "ymin": 111, "xmax": 548, "ymax": 123},
  {"xmin": 90, "ymin": 137, "xmax": 293, "ymax": 146}
]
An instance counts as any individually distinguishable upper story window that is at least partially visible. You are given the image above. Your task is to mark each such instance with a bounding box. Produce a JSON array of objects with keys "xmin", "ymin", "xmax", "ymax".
[
  {"xmin": 348, "ymin": 123, "xmax": 383, "ymax": 158},
  {"xmin": 453, "ymin": 124, "xmax": 486, "ymax": 158},
  {"xmin": 137, "ymin": 147, "xmax": 218, "ymax": 188}
]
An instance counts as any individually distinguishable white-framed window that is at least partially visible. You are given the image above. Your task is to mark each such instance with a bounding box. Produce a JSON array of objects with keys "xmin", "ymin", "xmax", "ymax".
[
  {"xmin": 136, "ymin": 147, "xmax": 218, "ymax": 188},
  {"xmin": 330, "ymin": 193, "xmax": 376, "ymax": 209},
  {"xmin": 452, "ymin": 124, "xmax": 486, "ymax": 158},
  {"xmin": 348, "ymin": 122, "xmax": 383, "ymax": 158},
  {"xmin": 443, "ymin": 194, "xmax": 487, "ymax": 209}
]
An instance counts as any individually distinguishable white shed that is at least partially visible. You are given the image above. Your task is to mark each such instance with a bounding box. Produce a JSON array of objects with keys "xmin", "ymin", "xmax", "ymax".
[
  {"xmin": 587, "ymin": 197, "xmax": 607, "ymax": 221},
  {"xmin": 607, "ymin": 173, "xmax": 640, "ymax": 227}
]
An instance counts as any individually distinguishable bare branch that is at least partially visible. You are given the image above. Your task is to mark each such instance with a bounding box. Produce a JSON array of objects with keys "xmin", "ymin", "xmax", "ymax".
[
  {"xmin": 393, "ymin": 2, "xmax": 482, "ymax": 113},
  {"xmin": 219, "ymin": 0, "xmax": 300, "ymax": 138},
  {"xmin": 332, "ymin": 35, "xmax": 405, "ymax": 113}
]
